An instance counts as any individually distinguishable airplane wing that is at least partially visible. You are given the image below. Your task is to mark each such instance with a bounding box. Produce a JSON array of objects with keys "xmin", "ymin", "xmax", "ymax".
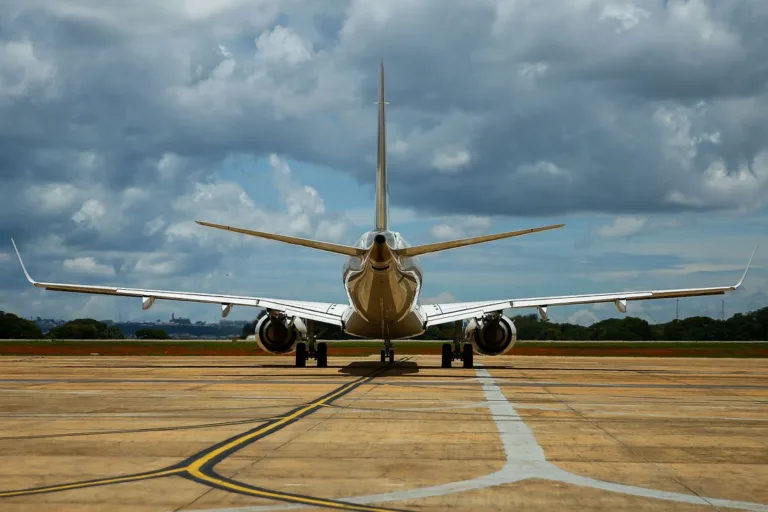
[
  {"xmin": 11, "ymin": 240, "xmax": 349, "ymax": 327},
  {"xmin": 421, "ymin": 245, "xmax": 757, "ymax": 327}
]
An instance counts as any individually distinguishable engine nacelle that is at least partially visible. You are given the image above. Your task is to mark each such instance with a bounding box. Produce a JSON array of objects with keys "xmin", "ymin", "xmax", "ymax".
[
  {"xmin": 254, "ymin": 314, "xmax": 306, "ymax": 354},
  {"xmin": 465, "ymin": 315, "xmax": 517, "ymax": 355}
]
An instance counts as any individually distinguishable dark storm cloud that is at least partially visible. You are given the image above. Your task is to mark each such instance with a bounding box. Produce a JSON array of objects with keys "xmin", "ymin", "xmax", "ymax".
[{"xmin": 5, "ymin": 1, "xmax": 762, "ymax": 216}]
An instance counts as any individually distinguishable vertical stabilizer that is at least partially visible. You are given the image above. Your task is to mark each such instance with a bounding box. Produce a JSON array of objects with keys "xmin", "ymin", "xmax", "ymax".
[{"xmin": 375, "ymin": 60, "xmax": 388, "ymax": 231}]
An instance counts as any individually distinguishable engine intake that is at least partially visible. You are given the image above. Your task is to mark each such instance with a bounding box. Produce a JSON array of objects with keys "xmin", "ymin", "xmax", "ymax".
[
  {"xmin": 465, "ymin": 315, "xmax": 517, "ymax": 355},
  {"xmin": 255, "ymin": 314, "xmax": 305, "ymax": 354}
]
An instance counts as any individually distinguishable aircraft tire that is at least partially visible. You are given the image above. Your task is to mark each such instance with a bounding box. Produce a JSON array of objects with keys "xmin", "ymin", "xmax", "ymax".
[
  {"xmin": 441, "ymin": 343, "xmax": 452, "ymax": 368},
  {"xmin": 316, "ymin": 342, "xmax": 328, "ymax": 368},
  {"xmin": 380, "ymin": 349, "xmax": 386, "ymax": 363},
  {"xmin": 295, "ymin": 343, "xmax": 307, "ymax": 367},
  {"xmin": 462, "ymin": 343, "xmax": 473, "ymax": 369},
  {"xmin": 389, "ymin": 349, "xmax": 394, "ymax": 363}
]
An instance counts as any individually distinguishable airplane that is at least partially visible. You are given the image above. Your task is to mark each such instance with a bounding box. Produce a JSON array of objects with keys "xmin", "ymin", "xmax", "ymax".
[{"xmin": 11, "ymin": 62, "xmax": 757, "ymax": 369}]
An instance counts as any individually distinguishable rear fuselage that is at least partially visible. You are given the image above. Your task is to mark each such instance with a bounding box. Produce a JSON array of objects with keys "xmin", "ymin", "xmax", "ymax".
[{"xmin": 342, "ymin": 230, "xmax": 425, "ymax": 339}]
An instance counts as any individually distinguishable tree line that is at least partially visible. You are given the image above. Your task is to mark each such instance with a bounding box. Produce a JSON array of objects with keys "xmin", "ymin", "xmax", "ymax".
[
  {"xmin": 2, "ymin": 306, "xmax": 768, "ymax": 341},
  {"xmin": 240, "ymin": 306, "xmax": 768, "ymax": 342},
  {"xmin": 0, "ymin": 316, "xmax": 124, "ymax": 339},
  {"xmin": 0, "ymin": 315, "xmax": 166, "ymax": 340}
]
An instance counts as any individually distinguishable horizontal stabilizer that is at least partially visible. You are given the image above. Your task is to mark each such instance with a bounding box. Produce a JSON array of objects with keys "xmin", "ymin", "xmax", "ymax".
[
  {"xmin": 396, "ymin": 223, "xmax": 565, "ymax": 257},
  {"xmin": 195, "ymin": 221, "xmax": 365, "ymax": 257}
]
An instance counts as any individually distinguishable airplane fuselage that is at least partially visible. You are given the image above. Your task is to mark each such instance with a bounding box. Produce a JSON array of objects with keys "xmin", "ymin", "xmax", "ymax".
[{"xmin": 341, "ymin": 230, "xmax": 425, "ymax": 339}]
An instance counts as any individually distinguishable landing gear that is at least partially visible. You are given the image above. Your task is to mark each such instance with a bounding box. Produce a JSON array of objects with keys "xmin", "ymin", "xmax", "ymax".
[
  {"xmin": 440, "ymin": 320, "xmax": 473, "ymax": 369},
  {"xmin": 441, "ymin": 343, "xmax": 452, "ymax": 368},
  {"xmin": 462, "ymin": 343, "xmax": 474, "ymax": 368},
  {"xmin": 440, "ymin": 342, "xmax": 474, "ymax": 368},
  {"xmin": 381, "ymin": 339, "xmax": 394, "ymax": 364},
  {"xmin": 294, "ymin": 320, "xmax": 328, "ymax": 368},
  {"xmin": 316, "ymin": 342, "xmax": 328, "ymax": 368},
  {"xmin": 295, "ymin": 342, "xmax": 307, "ymax": 367}
]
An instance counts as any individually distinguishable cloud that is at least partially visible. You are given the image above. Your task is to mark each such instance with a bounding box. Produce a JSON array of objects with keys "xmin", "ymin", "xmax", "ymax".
[
  {"xmin": 429, "ymin": 224, "xmax": 463, "ymax": 240},
  {"xmin": 25, "ymin": 183, "xmax": 79, "ymax": 213},
  {"xmin": 429, "ymin": 215, "xmax": 491, "ymax": 240},
  {"xmin": 421, "ymin": 292, "xmax": 457, "ymax": 305},
  {"xmin": 431, "ymin": 149, "xmax": 470, "ymax": 172},
  {"xmin": 167, "ymin": 154, "xmax": 348, "ymax": 248},
  {"xmin": 0, "ymin": 39, "xmax": 57, "ymax": 103},
  {"xmin": 599, "ymin": 4, "xmax": 651, "ymax": 33},
  {"xmin": 594, "ymin": 216, "xmax": 648, "ymax": 237},
  {"xmin": 518, "ymin": 160, "xmax": 567, "ymax": 177},
  {"xmin": 256, "ymin": 25, "xmax": 313, "ymax": 65},
  {"xmin": 62, "ymin": 256, "xmax": 115, "ymax": 277},
  {"xmin": 72, "ymin": 199, "xmax": 107, "ymax": 227},
  {"xmin": 566, "ymin": 309, "xmax": 599, "ymax": 326},
  {"xmin": 593, "ymin": 215, "xmax": 686, "ymax": 238}
]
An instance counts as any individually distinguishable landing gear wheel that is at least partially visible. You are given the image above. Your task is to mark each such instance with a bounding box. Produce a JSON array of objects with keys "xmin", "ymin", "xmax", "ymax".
[
  {"xmin": 441, "ymin": 343, "xmax": 452, "ymax": 368},
  {"xmin": 380, "ymin": 349, "xmax": 386, "ymax": 363},
  {"xmin": 389, "ymin": 349, "xmax": 395, "ymax": 363},
  {"xmin": 316, "ymin": 342, "xmax": 328, "ymax": 368},
  {"xmin": 295, "ymin": 342, "xmax": 307, "ymax": 367},
  {"xmin": 462, "ymin": 343, "xmax": 473, "ymax": 369}
]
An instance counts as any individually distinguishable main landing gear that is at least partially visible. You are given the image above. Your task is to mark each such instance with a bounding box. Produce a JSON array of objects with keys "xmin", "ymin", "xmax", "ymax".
[
  {"xmin": 380, "ymin": 339, "xmax": 394, "ymax": 364},
  {"xmin": 294, "ymin": 341, "xmax": 328, "ymax": 368},
  {"xmin": 295, "ymin": 321, "xmax": 328, "ymax": 368},
  {"xmin": 441, "ymin": 342, "xmax": 473, "ymax": 368},
  {"xmin": 442, "ymin": 320, "xmax": 473, "ymax": 369}
]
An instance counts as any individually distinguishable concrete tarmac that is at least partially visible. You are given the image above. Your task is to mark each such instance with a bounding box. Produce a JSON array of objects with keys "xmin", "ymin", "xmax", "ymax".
[{"xmin": 0, "ymin": 355, "xmax": 766, "ymax": 511}]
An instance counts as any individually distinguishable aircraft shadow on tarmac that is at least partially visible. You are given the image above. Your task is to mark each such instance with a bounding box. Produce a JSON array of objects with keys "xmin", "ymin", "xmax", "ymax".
[{"xmin": 338, "ymin": 361, "xmax": 420, "ymax": 376}]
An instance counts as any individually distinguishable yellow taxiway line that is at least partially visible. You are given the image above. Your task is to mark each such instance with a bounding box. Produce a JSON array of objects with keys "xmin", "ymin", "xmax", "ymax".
[{"xmin": 0, "ymin": 468, "xmax": 184, "ymax": 498}]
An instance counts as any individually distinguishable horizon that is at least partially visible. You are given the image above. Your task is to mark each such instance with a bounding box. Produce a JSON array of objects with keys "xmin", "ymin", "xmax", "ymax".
[{"xmin": 8, "ymin": 302, "xmax": 767, "ymax": 329}]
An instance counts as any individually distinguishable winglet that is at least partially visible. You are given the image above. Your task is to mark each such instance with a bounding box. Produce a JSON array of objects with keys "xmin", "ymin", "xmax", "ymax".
[
  {"xmin": 735, "ymin": 244, "xmax": 758, "ymax": 288},
  {"xmin": 11, "ymin": 239, "xmax": 37, "ymax": 285}
]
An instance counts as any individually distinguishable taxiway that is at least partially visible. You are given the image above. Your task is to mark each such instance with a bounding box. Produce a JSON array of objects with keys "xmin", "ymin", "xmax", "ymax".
[{"xmin": 0, "ymin": 355, "xmax": 766, "ymax": 511}]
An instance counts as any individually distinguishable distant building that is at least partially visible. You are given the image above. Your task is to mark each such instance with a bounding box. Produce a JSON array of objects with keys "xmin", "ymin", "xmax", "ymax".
[{"xmin": 169, "ymin": 313, "xmax": 192, "ymax": 325}]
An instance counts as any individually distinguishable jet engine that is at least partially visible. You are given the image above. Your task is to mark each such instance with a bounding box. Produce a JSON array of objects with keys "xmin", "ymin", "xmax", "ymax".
[
  {"xmin": 465, "ymin": 315, "xmax": 517, "ymax": 355},
  {"xmin": 254, "ymin": 313, "xmax": 306, "ymax": 354}
]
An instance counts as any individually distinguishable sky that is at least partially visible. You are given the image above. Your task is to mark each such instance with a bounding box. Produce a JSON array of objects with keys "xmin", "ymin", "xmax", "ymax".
[{"xmin": 1, "ymin": 0, "xmax": 767, "ymax": 326}]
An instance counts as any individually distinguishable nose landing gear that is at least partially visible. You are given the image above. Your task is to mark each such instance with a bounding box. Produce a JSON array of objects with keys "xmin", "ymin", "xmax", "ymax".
[{"xmin": 380, "ymin": 338, "xmax": 394, "ymax": 363}]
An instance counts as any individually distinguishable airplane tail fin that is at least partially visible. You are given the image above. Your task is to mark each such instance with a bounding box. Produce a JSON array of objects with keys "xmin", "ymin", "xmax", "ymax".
[
  {"xmin": 195, "ymin": 221, "xmax": 365, "ymax": 257},
  {"xmin": 395, "ymin": 223, "xmax": 565, "ymax": 257},
  {"xmin": 375, "ymin": 60, "xmax": 388, "ymax": 231}
]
